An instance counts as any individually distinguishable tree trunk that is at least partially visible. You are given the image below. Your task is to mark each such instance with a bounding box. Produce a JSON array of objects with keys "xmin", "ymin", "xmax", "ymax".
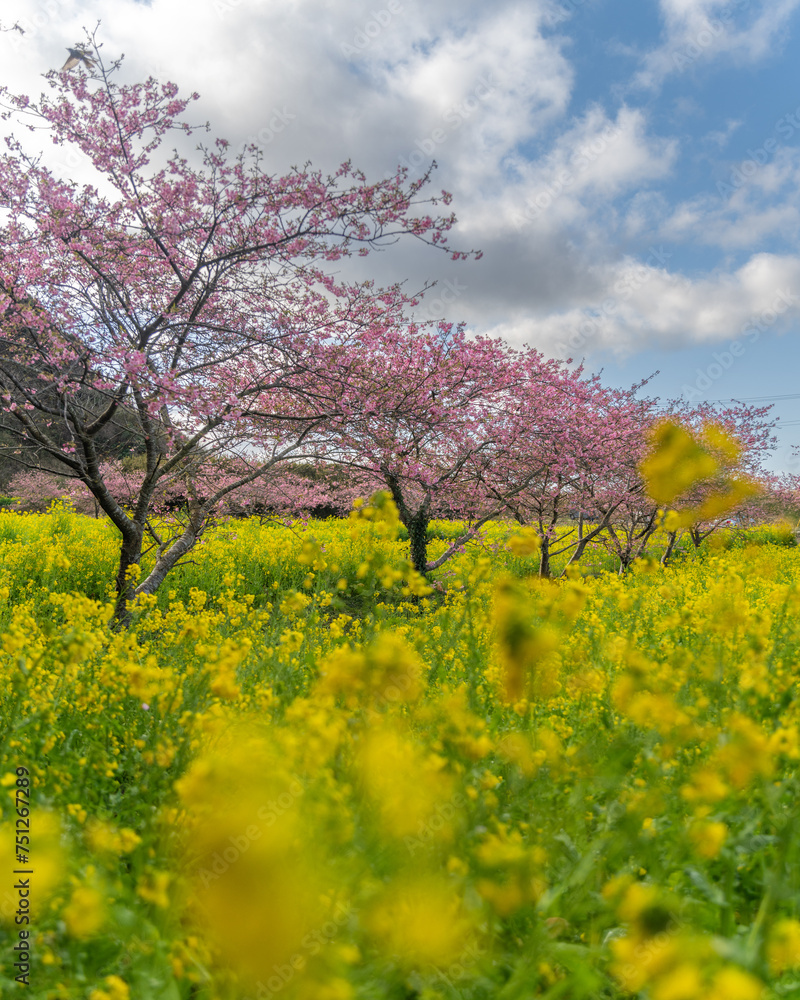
[
  {"xmin": 661, "ymin": 530, "xmax": 678, "ymax": 566},
  {"xmin": 407, "ymin": 513, "xmax": 430, "ymax": 575},
  {"xmin": 561, "ymin": 536, "xmax": 588, "ymax": 574},
  {"xmin": 113, "ymin": 526, "xmax": 144, "ymax": 627},
  {"xmin": 561, "ymin": 515, "xmax": 590, "ymax": 574},
  {"xmin": 137, "ymin": 520, "xmax": 202, "ymax": 597},
  {"xmin": 381, "ymin": 470, "xmax": 431, "ymax": 576},
  {"xmin": 539, "ymin": 534, "xmax": 551, "ymax": 578}
]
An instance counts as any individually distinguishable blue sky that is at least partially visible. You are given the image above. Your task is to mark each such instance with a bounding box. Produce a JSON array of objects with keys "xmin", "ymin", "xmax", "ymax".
[
  {"xmin": 548, "ymin": 0, "xmax": 800, "ymax": 468},
  {"xmin": 3, "ymin": 0, "xmax": 800, "ymax": 467}
]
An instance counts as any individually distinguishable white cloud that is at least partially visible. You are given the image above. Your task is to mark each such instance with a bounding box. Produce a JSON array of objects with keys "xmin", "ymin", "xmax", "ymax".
[
  {"xmin": 0, "ymin": 1, "xmax": 573, "ymax": 211},
  {"xmin": 702, "ymin": 118, "xmax": 742, "ymax": 149},
  {"xmin": 0, "ymin": 0, "xmax": 574, "ymax": 178},
  {"xmin": 470, "ymin": 105, "xmax": 678, "ymax": 239},
  {"xmin": 488, "ymin": 252, "xmax": 800, "ymax": 357},
  {"xmin": 634, "ymin": 0, "xmax": 800, "ymax": 91},
  {"xmin": 658, "ymin": 146, "xmax": 800, "ymax": 249}
]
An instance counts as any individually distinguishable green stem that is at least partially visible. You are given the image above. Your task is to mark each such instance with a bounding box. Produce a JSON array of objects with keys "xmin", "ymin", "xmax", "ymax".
[{"xmin": 720, "ymin": 855, "xmax": 735, "ymax": 937}]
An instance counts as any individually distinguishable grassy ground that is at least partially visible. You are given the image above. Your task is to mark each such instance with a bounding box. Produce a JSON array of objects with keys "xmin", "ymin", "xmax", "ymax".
[{"xmin": 1, "ymin": 504, "xmax": 800, "ymax": 999}]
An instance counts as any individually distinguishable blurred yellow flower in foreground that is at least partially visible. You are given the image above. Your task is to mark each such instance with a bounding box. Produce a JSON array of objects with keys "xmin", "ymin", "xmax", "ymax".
[
  {"xmin": 768, "ymin": 918, "xmax": 800, "ymax": 975},
  {"xmin": 358, "ymin": 722, "xmax": 457, "ymax": 842},
  {"xmin": 63, "ymin": 886, "xmax": 105, "ymax": 939},
  {"xmin": 365, "ymin": 875, "xmax": 476, "ymax": 968},
  {"xmin": 640, "ymin": 422, "xmax": 720, "ymax": 505},
  {"xmin": 85, "ymin": 819, "xmax": 141, "ymax": 856},
  {"xmin": 494, "ymin": 579, "xmax": 560, "ymax": 703},
  {"xmin": 640, "ymin": 420, "xmax": 757, "ymax": 524},
  {"xmin": 0, "ymin": 812, "xmax": 64, "ymax": 925},
  {"xmin": 507, "ymin": 527, "xmax": 541, "ymax": 558},
  {"xmin": 688, "ymin": 820, "xmax": 727, "ymax": 860},
  {"xmin": 177, "ymin": 728, "xmax": 335, "ymax": 987},
  {"xmin": 707, "ymin": 967, "xmax": 764, "ymax": 1000},
  {"xmin": 88, "ymin": 975, "xmax": 130, "ymax": 1000},
  {"xmin": 315, "ymin": 633, "xmax": 424, "ymax": 708}
]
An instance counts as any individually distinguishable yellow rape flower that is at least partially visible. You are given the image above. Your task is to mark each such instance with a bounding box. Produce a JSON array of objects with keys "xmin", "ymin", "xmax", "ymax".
[
  {"xmin": 176, "ymin": 729, "xmax": 334, "ymax": 987},
  {"xmin": 507, "ymin": 528, "xmax": 541, "ymax": 558},
  {"xmin": 681, "ymin": 768, "xmax": 730, "ymax": 805},
  {"xmin": 89, "ymin": 976, "xmax": 130, "ymax": 1000},
  {"xmin": 316, "ymin": 634, "xmax": 423, "ymax": 708},
  {"xmin": 0, "ymin": 813, "xmax": 63, "ymax": 924},
  {"xmin": 137, "ymin": 870, "xmax": 171, "ymax": 909},
  {"xmin": 86, "ymin": 820, "xmax": 142, "ymax": 856},
  {"xmin": 63, "ymin": 886, "xmax": 105, "ymax": 939},
  {"xmin": 767, "ymin": 918, "xmax": 800, "ymax": 975},
  {"xmin": 349, "ymin": 490, "xmax": 401, "ymax": 537},
  {"xmin": 640, "ymin": 421, "xmax": 756, "ymax": 523},
  {"xmin": 494, "ymin": 579, "xmax": 560, "ymax": 702},
  {"xmin": 609, "ymin": 932, "xmax": 680, "ymax": 994},
  {"xmin": 688, "ymin": 820, "xmax": 727, "ymax": 860},
  {"xmin": 365, "ymin": 875, "xmax": 475, "ymax": 968},
  {"xmin": 707, "ymin": 967, "xmax": 764, "ymax": 1000},
  {"xmin": 651, "ymin": 962, "xmax": 703, "ymax": 1000},
  {"xmin": 359, "ymin": 723, "xmax": 457, "ymax": 843},
  {"xmin": 640, "ymin": 422, "xmax": 719, "ymax": 505}
]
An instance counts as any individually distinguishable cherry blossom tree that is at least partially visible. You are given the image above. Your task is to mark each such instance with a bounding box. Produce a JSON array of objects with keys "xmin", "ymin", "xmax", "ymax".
[
  {"xmin": 318, "ymin": 322, "xmax": 603, "ymax": 574},
  {"xmin": 570, "ymin": 394, "xmax": 670, "ymax": 571},
  {"xmin": 740, "ymin": 472, "xmax": 800, "ymax": 529},
  {"xmin": 498, "ymin": 382, "xmax": 656, "ymax": 576},
  {"xmin": 659, "ymin": 400, "xmax": 776, "ymax": 549},
  {"xmin": 0, "ymin": 38, "xmax": 466, "ymax": 620},
  {"xmin": 6, "ymin": 468, "xmax": 95, "ymax": 514},
  {"xmin": 599, "ymin": 399, "xmax": 777, "ymax": 571}
]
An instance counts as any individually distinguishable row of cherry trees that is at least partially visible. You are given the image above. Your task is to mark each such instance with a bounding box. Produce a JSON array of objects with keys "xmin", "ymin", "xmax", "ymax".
[
  {"xmin": 0, "ymin": 41, "xmax": 792, "ymax": 619},
  {"xmin": 6, "ymin": 346, "xmax": 788, "ymax": 579}
]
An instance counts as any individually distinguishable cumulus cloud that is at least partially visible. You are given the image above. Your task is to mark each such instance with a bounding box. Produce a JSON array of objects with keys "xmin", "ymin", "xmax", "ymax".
[
  {"xmin": 485, "ymin": 252, "xmax": 800, "ymax": 357},
  {"xmin": 0, "ymin": 0, "xmax": 573, "ymax": 181},
  {"xmin": 489, "ymin": 105, "xmax": 678, "ymax": 237},
  {"xmin": 633, "ymin": 0, "xmax": 800, "ymax": 91},
  {"xmin": 390, "ymin": 104, "xmax": 680, "ymax": 343},
  {"xmin": 655, "ymin": 143, "xmax": 800, "ymax": 250}
]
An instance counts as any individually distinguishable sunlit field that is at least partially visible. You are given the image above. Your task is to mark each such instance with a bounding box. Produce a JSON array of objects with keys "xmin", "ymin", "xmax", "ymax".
[{"xmin": 2, "ymin": 504, "xmax": 800, "ymax": 999}]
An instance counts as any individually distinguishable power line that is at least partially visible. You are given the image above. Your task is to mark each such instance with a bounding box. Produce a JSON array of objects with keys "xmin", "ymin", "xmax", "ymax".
[{"xmin": 706, "ymin": 393, "xmax": 800, "ymax": 403}]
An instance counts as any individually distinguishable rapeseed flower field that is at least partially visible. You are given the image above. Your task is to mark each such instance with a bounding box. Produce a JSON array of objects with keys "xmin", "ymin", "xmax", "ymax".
[{"xmin": 1, "ymin": 500, "xmax": 800, "ymax": 999}]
